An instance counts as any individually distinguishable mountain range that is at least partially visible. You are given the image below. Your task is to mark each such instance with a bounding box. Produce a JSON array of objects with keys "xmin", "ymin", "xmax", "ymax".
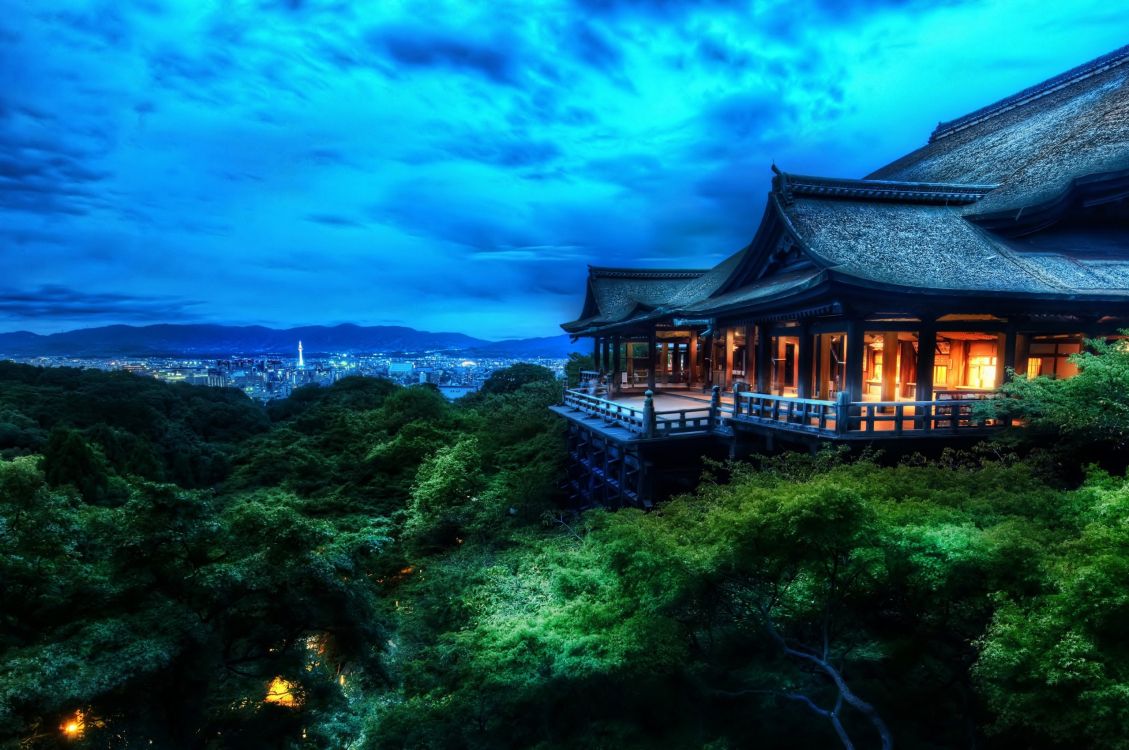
[{"xmin": 0, "ymin": 324, "xmax": 585, "ymax": 359}]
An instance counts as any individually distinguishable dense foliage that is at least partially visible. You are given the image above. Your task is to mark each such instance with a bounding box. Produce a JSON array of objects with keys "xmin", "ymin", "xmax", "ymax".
[{"xmin": 3, "ymin": 347, "xmax": 1129, "ymax": 749}]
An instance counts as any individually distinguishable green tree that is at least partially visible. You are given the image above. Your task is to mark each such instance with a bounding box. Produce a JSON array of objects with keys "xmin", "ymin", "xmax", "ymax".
[
  {"xmin": 563, "ymin": 353, "xmax": 595, "ymax": 388},
  {"xmin": 478, "ymin": 363, "xmax": 557, "ymax": 396}
]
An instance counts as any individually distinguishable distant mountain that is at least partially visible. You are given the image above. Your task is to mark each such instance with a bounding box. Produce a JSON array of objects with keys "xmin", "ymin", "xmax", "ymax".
[
  {"xmin": 0, "ymin": 324, "xmax": 584, "ymax": 359},
  {"xmin": 465, "ymin": 334, "xmax": 585, "ymax": 359}
]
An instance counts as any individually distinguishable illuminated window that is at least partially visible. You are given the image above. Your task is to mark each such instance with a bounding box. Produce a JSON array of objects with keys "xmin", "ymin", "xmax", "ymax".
[{"xmin": 968, "ymin": 356, "xmax": 997, "ymax": 389}]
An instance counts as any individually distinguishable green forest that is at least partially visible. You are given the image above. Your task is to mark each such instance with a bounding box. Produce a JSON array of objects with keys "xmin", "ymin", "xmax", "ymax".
[{"xmin": 3, "ymin": 344, "xmax": 1129, "ymax": 749}]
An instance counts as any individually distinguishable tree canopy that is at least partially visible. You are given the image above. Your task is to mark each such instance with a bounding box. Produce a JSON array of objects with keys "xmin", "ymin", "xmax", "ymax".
[{"xmin": 4, "ymin": 356, "xmax": 1129, "ymax": 749}]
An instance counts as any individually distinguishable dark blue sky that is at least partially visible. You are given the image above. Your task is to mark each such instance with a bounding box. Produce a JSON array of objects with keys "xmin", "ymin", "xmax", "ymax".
[{"xmin": 1, "ymin": 1, "xmax": 1126, "ymax": 338}]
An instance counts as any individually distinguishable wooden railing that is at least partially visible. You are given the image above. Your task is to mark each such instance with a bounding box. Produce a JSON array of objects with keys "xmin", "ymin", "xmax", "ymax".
[
  {"xmin": 563, "ymin": 388, "xmax": 715, "ymax": 437},
  {"xmin": 732, "ymin": 392, "xmax": 838, "ymax": 435},
  {"xmin": 731, "ymin": 389, "xmax": 1000, "ymax": 437},
  {"xmin": 563, "ymin": 389, "xmax": 646, "ymax": 432},
  {"xmin": 562, "ymin": 387, "xmax": 1001, "ymax": 440},
  {"xmin": 653, "ymin": 406, "xmax": 714, "ymax": 436},
  {"xmin": 848, "ymin": 400, "xmax": 994, "ymax": 434}
]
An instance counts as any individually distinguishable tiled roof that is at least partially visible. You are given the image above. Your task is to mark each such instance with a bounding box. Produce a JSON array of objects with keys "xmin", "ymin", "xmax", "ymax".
[
  {"xmin": 868, "ymin": 47, "xmax": 1129, "ymax": 216},
  {"xmin": 561, "ymin": 267, "xmax": 709, "ymax": 332},
  {"xmin": 780, "ymin": 192, "xmax": 1129, "ymax": 296},
  {"xmin": 561, "ymin": 46, "xmax": 1129, "ymax": 334}
]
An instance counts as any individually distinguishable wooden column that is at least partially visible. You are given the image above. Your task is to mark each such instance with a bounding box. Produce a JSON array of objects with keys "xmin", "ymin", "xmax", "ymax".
[
  {"xmin": 603, "ymin": 338, "xmax": 612, "ymax": 374},
  {"xmin": 1002, "ymin": 325, "xmax": 1016, "ymax": 384},
  {"xmin": 880, "ymin": 331, "xmax": 898, "ymax": 403},
  {"xmin": 592, "ymin": 337, "xmax": 601, "ymax": 370},
  {"xmin": 688, "ymin": 332, "xmax": 699, "ymax": 386},
  {"xmin": 916, "ymin": 327, "xmax": 936, "ymax": 431},
  {"xmin": 743, "ymin": 325, "xmax": 754, "ymax": 385},
  {"xmin": 647, "ymin": 329, "xmax": 657, "ymax": 389},
  {"xmin": 1014, "ymin": 333, "xmax": 1029, "ymax": 380},
  {"xmin": 755, "ymin": 324, "xmax": 770, "ymax": 393},
  {"xmin": 797, "ymin": 322, "xmax": 813, "ymax": 399},
  {"xmin": 661, "ymin": 342, "xmax": 670, "ymax": 385},
  {"xmin": 626, "ymin": 341, "xmax": 635, "ymax": 385},
  {"xmin": 915, "ymin": 327, "xmax": 936, "ymax": 402},
  {"xmin": 671, "ymin": 341, "xmax": 682, "ymax": 385},
  {"xmin": 727, "ymin": 325, "xmax": 736, "ymax": 388},
  {"xmin": 612, "ymin": 335, "xmax": 622, "ymax": 394},
  {"xmin": 845, "ymin": 320, "xmax": 864, "ymax": 403}
]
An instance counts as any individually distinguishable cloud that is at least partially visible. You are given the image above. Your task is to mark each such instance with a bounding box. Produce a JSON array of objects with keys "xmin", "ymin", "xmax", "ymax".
[
  {"xmin": 0, "ymin": 285, "xmax": 202, "ymax": 322},
  {"xmin": 0, "ymin": 0, "xmax": 1124, "ymax": 338},
  {"xmin": 305, "ymin": 213, "xmax": 367, "ymax": 228},
  {"xmin": 366, "ymin": 24, "xmax": 522, "ymax": 85}
]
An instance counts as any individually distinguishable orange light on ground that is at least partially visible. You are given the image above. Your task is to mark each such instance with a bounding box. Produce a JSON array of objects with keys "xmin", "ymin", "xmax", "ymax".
[
  {"xmin": 264, "ymin": 676, "xmax": 301, "ymax": 708},
  {"xmin": 61, "ymin": 710, "xmax": 85, "ymax": 739}
]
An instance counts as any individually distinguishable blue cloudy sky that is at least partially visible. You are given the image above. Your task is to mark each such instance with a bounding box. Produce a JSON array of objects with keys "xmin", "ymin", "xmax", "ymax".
[{"xmin": 1, "ymin": 0, "xmax": 1126, "ymax": 338}]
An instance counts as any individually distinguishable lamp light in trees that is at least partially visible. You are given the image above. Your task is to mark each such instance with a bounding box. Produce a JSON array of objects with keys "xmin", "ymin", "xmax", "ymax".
[
  {"xmin": 61, "ymin": 710, "xmax": 85, "ymax": 739},
  {"xmin": 264, "ymin": 677, "xmax": 301, "ymax": 707}
]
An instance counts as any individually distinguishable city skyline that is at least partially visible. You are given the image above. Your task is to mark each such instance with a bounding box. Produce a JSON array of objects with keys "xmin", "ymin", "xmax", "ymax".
[{"xmin": 3, "ymin": 1, "xmax": 1128, "ymax": 337}]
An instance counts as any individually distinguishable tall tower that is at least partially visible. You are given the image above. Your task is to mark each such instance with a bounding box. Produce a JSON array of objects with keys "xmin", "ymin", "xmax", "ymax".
[{"xmin": 298, "ymin": 340, "xmax": 304, "ymax": 369}]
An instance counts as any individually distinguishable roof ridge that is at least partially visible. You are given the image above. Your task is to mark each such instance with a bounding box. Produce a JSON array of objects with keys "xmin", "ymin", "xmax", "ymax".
[
  {"xmin": 588, "ymin": 266, "xmax": 707, "ymax": 278},
  {"xmin": 930, "ymin": 44, "xmax": 1129, "ymax": 143},
  {"xmin": 773, "ymin": 171, "xmax": 997, "ymax": 205}
]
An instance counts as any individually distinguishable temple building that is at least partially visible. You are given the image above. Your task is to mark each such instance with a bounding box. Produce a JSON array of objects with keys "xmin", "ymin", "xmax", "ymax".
[{"xmin": 553, "ymin": 45, "xmax": 1129, "ymax": 507}]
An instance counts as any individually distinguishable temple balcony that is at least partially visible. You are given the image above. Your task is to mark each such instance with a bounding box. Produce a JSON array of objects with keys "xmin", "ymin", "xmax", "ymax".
[{"xmin": 553, "ymin": 384, "xmax": 1005, "ymax": 443}]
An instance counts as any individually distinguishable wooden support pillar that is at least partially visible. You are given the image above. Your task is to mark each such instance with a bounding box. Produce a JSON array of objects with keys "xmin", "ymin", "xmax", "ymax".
[
  {"xmin": 755, "ymin": 324, "xmax": 770, "ymax": 393},
  {"xmin": 661, "ymin": 342, "xmax": 670, "ymax": 385},
  {"xmin": 671, "ymin": 341, "xmax": 682, "ymax": 385},
  {"xmin": 688, "ymin": 332, "xmax": 699, "ymax": 386},
  {"xmin": 647, "ymin": 330, "xmax": 657, "ymax": 389},
  {"xmin": 602, "ymin": 338, "xmax": 612, "ymax": 374},
  {"xmin": 592, "ymin": 337, "xmax": 601, "ymax": 370},
  {"xmin": 797, "ymin": 322, "xmax": 813, "ymax": 399},
  {"xmin": 880, "ymin": 331, "xmax": 898, "ymax": 403},
  {"xmin": 612, "ymin": 335, "xmax": 622, "ymax": 394},
  {"xmin": 1014, "ymin": 333, "xmax": 1029, "ymax": 380},
  {"xmin": 1001, "ymin": 326, "xmax": 1016, "ymax": 384},
  {"xmin": 915, "ymin": 327, "xmax": 936, "ymax": 402},
  {"xmin": 916, "ymin": 327, "xmax": 936, "ymax": 430},
  {"xmin": 845, "ymin": 319, "xmax": 864, "ymax": 403},
  {"xmin": 626, "ymin": 341, "xmax": 635, "ymax": 385},
  {"xmin": 720, "ymin": 327, "xmax": 732, "ymax": 390},
  {"xmin": 744, "ymin": 324, "xmax": 754, "ymax": 384}
]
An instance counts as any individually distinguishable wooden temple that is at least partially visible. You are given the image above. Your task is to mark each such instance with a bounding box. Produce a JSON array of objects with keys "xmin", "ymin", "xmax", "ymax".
[{"xmin": 552, "ymin": 45, "xmax": 1129, "ymax": 507}]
